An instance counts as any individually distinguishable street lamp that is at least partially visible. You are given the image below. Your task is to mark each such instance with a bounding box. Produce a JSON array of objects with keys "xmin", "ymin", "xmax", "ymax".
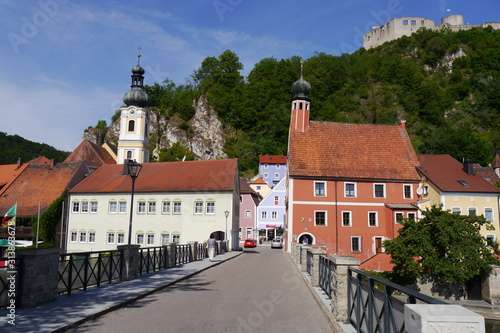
[
  {"xmin": 224, "ymin": 210, "xmax": 229, "ymax": 241},
  {"xmin": 127, "ymin": 160, "xmax": 142, "ymax": 246}
]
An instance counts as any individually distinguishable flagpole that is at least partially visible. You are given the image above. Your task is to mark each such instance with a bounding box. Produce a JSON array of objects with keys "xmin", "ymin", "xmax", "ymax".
[
  {"xmin": 36, "ymin": 202, "xmax": 40, "ymax": 248},
  {"xmin": 60, "ymin": 200, "xmax": 65, "ymax": 249}
]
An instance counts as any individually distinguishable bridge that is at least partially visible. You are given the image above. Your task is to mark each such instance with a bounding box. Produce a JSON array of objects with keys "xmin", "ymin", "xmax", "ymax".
[{"xmin": 0, "ymin": 242, "xmax": 491, "ymax": 332}]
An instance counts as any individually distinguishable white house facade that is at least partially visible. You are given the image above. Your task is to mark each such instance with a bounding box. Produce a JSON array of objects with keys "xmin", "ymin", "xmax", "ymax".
[{"xmin": 66, "ymin": 159, "xmax": 240, "ymax": 252}]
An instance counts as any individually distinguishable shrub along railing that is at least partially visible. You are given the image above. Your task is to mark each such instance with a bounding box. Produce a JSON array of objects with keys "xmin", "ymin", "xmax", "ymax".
[
  {"xmin": 58, "ymin": 250, "xmax": 122, "ymax": 295},
  {"xmin": 348, "ymin": 268, "xmax": 447, "ymax": 333}
]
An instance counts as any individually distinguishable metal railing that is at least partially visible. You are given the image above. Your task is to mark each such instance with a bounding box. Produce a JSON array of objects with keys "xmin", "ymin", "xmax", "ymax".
[
  {"xmin": 348, "ymin": 268, "xmax": 447, "ymax": 333},
  {"xmin": 138, "ymin": 246, "xmax": 168, "ymax": 275},
  {"xmin": 58, "ymin": 250, "xmax": 122, "ymax": 295},
  {"xmin": 197, "ymin": 243, "xmax": 208, "ymax": 260},
  {"xmin": 0, "ymin": 258, "xmax": 20, "ymax": 308},
  {"xmin": 175, "ymin": 244, "xmax": 191, "ymax": 265},
  {"xmin": 306, "ymin": 250, "xmax": 313, "ymax": 275},
  {"xmin": 319, "ymin": 255, "xmax": 333, "ymax": 298}
]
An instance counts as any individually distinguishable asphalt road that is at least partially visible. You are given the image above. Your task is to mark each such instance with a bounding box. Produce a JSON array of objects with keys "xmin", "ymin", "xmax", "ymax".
[{"xmin": 70, "ymin": 245, "xmax": 336, "ymax": 333}]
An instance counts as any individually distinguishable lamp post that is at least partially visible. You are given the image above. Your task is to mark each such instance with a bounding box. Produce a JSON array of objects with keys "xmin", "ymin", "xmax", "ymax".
[
  {"xmin": 224, "ymin": 210, "xmax": 229, "ymax": 241},
  {"xmin": 127, "ymin": 160, "xmax": 142, "ymax": 246}
]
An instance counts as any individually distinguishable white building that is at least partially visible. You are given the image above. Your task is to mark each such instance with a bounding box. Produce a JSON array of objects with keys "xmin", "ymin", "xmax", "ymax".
[{"xmin": 66, "ymin": 159, "xmax": 240, "ymax": 252}]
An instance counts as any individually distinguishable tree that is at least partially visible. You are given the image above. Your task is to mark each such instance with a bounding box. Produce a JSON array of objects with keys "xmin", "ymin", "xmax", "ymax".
[{"xmin": 384, "ymin": 205, "xmax": 499, "ymax": 284}]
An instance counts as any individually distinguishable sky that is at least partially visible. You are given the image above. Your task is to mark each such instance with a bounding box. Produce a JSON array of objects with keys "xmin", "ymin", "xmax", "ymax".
[{"xmin": 0, "ymin": 0, "xmax": 498, "ymax": 152}]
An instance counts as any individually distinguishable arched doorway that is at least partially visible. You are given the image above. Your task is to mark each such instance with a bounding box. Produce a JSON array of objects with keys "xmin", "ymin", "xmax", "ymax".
[
  {"xmin": 212, "ymin": 230, "xmax": 225, "ymax": 241},
  {"xmin": 298, "ymin": 233, "xmax": 313, "ymax": 245}
]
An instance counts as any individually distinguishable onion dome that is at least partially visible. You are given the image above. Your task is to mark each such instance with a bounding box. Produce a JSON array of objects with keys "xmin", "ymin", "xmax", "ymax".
[
  {"xmin": 122, "ymin": 53, "xmax": 150, "ymax": 107},
  {"xmin": 292, "ymin": 61, "xmax": 311, "ymax": 101}
]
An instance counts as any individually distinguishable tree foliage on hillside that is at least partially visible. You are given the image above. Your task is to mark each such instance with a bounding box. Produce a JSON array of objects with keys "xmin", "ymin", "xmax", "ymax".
[
  {"xmin": 87, "ymin": 27, "xmax": 500, "ymax": 176},
  {"xmin": 384, "ymin": 205, "xmax": 499, "ymax": 284},
  {"xmin": 0, "ymin": 132, "xmax": 69, "ymax": 164}
]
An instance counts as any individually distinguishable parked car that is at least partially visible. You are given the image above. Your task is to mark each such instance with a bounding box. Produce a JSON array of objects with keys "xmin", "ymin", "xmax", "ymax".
[
  {"xmin": 244, "ymin": 239, "xmax": 257, "ymax": 248},
  {"xmin": 271, "ymin": 238, "xmax": 283, "ymax": 249}
]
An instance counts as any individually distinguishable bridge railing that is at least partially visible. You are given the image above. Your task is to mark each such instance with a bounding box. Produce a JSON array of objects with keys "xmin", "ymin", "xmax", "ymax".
[
  {"xmin": 58, "ymin": 250, "xmax": 123, "ymax": 295},
  {"xmin": 138, "ymin": 246, "xmax": 168, "ymax": 275},
  {"xmin": 347, "ymin": 268, "xmax": 447, "ymax": 333}
]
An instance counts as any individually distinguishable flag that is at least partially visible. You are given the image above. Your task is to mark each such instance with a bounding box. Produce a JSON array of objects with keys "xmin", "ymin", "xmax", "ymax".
[{"xmin": 2, "ymin": 204, "xmax": 17, "ymax": 227}]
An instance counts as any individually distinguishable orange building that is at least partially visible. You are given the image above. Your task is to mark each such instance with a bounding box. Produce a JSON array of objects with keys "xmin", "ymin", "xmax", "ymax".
[{"xmin": 285, "ymin": 66, "xmax": 421, "ymax": 264}]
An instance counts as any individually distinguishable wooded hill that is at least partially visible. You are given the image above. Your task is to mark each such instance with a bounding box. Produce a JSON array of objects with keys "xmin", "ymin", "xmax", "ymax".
[
  {"xmin": 20, "ymin": 26, "xmax": 500, "ymax": 176},
  {"xmin": 140, "ymin": 26, "xmax": 500, "ymax": 176},
  {"xmin": 0, "ymin": 132, "xmax": 69, "ymax": 164}
]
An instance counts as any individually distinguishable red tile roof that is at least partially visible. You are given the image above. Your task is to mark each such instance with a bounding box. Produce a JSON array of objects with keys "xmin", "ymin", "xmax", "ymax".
[
  {"xmin": 0, "ymin": 161, "xmax": 89, "ymax": 216},
  {"xmin": 418, "ymin": 155, "xmax": 500, "ymax": 193},
  {"xmin": 239, "ymin": 178, "xmax": 262, "ymax": 200},
  {"xmin": 70, "ymin": 159, "xmax": 239, "ymax": 194},
  {"xmin": 251, "ymin": 177, "xmax": 267, "ymax": 185},
  {"xmin": 288, "ymin": 121, "xmax": 420, "ymax": 180},
  {"xmin": 259, "ymin": 155, "xmax": 287, "ymax": 164},
  {"xmin": 64, "ymin": 140, "xmax": 117, "ymax": 169}
]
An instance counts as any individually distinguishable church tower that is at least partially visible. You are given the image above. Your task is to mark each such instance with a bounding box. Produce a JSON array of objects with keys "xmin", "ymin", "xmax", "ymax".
[
  {"xmin": 290, "ymin": 61, "xmax": 311, "ymax": 132},
  {"xmin": 117, "ymin": 53, "xmax": 151, "ymax": 164}
]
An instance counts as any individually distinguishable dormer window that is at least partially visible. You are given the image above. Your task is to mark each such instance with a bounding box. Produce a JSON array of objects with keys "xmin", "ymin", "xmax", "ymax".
[{"xmin": 457, "ymin": 180, "xmax": 471, "ymax": 186}]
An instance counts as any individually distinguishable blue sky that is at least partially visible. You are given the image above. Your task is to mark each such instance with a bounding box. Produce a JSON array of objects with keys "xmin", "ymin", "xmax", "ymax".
[{"xmin": 0, "ymin": 0, "xmax": 498, "ymax": 152}]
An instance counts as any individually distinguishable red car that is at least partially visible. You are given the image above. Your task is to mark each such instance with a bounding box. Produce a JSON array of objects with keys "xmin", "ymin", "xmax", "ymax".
[{"xmin": 244, "ymin": 239, "xmax": 257, "ymax": 248}]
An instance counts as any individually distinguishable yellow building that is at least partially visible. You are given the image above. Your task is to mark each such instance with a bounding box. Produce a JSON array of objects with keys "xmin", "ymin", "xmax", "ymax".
[{"xmin": 417, "ymin": 155, "xmax": 500, "ymax": 243}]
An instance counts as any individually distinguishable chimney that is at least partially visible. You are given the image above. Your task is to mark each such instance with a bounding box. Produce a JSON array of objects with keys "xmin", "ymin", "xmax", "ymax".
[
  {"xmin": 399, "ymin": 119, "xmax": 406, "ymax": 129},
  {"xmin": 16, "ymin": 157, "xmax": 22, "ymax": 170},
  {"xmin": 463, "ymin": 160, "xmax": 474, "ymax": 176}
]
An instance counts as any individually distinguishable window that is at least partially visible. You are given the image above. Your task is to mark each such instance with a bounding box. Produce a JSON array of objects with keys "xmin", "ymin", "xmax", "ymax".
[
  {"xmin": 128, "ymin": 120, "xmax": 135, "ymax": 132},
  {"xmin": 262, "ymin": 211, "xmax": 267, "ymax": 219},
  {"xmin": 351, "ymin": 237, "xmax": 361, "ymax": 252},
  {"xmin": 272, "ymin": 211, "xmax": 277, "ymax": 219},
  {"xmin": 206, "ymin": 202, "xmax": 215, "ymax": 214},
  {"xmin": 246, "ymin": 228, "xmax": 252, "ymax": 239},
  {"xmin": 256, "ymin": 186, "xmax": 261, "ymax": 190},
  {"xmin": 245, "ymin": 210, "xmax": 251, "ymax": 218},
  {"xmin": 72, "ymin": 201, "xmax": 80, "ymax": 213},
  {"xmin": 486, "ymin": 234, "xmax": 496, "ymax": 247},
  {"xmin": 452, "ymin": 207, "xmax": 461, "ymax": 214},
  {"xmin": 403, "ymin": 185, "xmax": 412, "ymax": 199},
  {"xmin": 264, "ymin": 164, "xmax": 268, "ymax": 169},
  {"xmin": 374, "ymin": 184, "xmax": 385, "ymax": 198},
  {"xmin": 70, "ymin": 231, "xmax": 77, "ymax": 242},
  {"xmin": 194, "ymin": 201, "xmax": 204, "ymax": 214},
  {"xmin": 79, "ymin": 232, "xmax": 86, "ymax": 243},
  {"xmin": 485, "ymin": 208, "xmax": 494, "ymax": 222},
  {"xmin": 109, "ymin": 201, "xmax": 117, "ymax": 213},
  {"xmin": 107, "ymin": 232, "xmax": 115, "ymax": 244},
  {"xmin": 172, "ymin": 234, "xmax": 180, "ymax": 243},
  {"xmin": 274, "ymin": 173, "xmax": 279, "ymax": 178},
  {"xmin": 468, "ymin": 207, "xmax": 477, "ymax": 216},
  {"xmin": 126, "ymin": 151, "xmax": 132, "ymax": 159},
  {"xmin": 314, "ymin": 182, "xmax": 326, "ymax": 196},
  {"xmin": 148, "ymin": 201, "xmax": 156, "ymax": 214},
  {"xmin": 138, "ymin": 201, "xmax": 146, "ymax": 214},
  {"xmin": 274, "ymin": 196, "xmax": 279, "ymax": 204},
  {"xmin": 81, "ymin": 201, "xmax": 89, "ymax": 213},
  {"xmin": 117, "ymin": 233, "xmax": 125, "ymax": 244},
  {"xmin": 342, "ymin": 211, "xmax": 351, "ymax": 227},
  {"xmin": 411, "ymin": 20, "xmax": 416, "ymax": 25},
  {"xmin": 315, "ymin": 211, "xmax": 326, "ymax": 226},
  {"xmin": 395, "ymin": 212, "xmax": 404, "ymax": 223},
  {"xmin": 90, "ymin": 201, "xmax": 98, "ymax": 213},
  {"xmin": 458, "ymin": 180, "xmax": 471, "ymax": 186},
  {"xmin": 276, "ymin": 164, "xmax": 280, "ymax": 169},
  {"xmin": 403, "ymin": 20, "xmax": 408, "ymax": 25},
  {"xmin": 421, "ymin": 20, "xmax": 425, "ymax": 25},
  {"xmin": 88, "ymin": 232, "xmax": 96, "ymax": 243},
  {"xmin": 162, "ymin": 201, "xmax": 171, "ymax": 214},
  {"xmin": 264, "ymin": 173, "xmax": 269, "ymax": 178},
  {"xmin": 147, "ymin": 234, "xmax": 155, "ymax": 245},
  {"xmin": 345, "ymin": 183, "xmax": 356, "ymax": 197},
  {"xmin": 368, "ymin": 212, "xmax": 377, "ymax": 227},
  {"xmin": 136, "ymin": 233, "xmax": 144, "ymax": 245},
  {"xmin": 161, "ymin": 234, "xmax": 170, "ymax": 244},
  {"xmin": 173, "ymin": 201, "xmax": 182, "ymax": 214},
  {"xmin": 119, "ymin": 201, "xmax": 127, "ymax": 213},
  {"xmin": 407, "ymin": 212, "xmax": 416, "ymax": 221}
]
